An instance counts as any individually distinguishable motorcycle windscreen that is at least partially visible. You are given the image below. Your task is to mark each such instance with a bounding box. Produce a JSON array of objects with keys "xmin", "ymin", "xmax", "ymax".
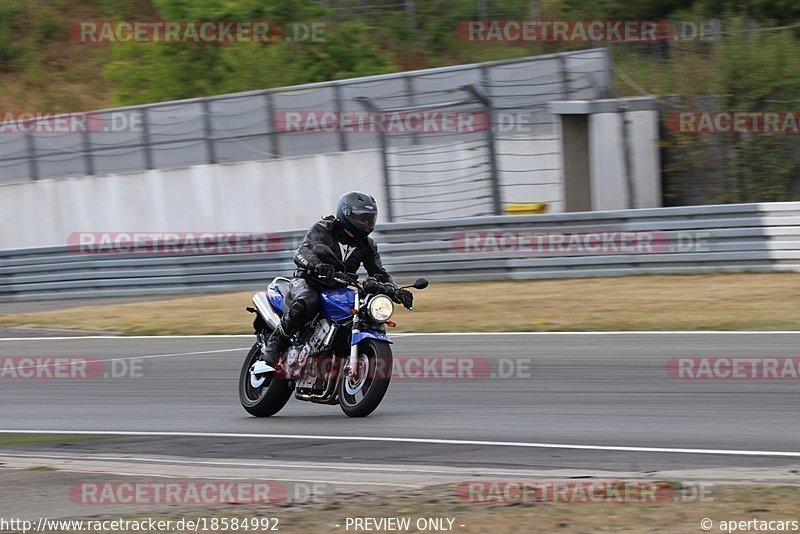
[{"xmin": 319, "ymin": 287, "xmax": 356, "ymax": 322}]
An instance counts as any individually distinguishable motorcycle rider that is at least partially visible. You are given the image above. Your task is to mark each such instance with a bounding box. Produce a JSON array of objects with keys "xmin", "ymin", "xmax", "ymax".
[{"xmin": 259, "ymin": 191, "xmax": 413, "ymax": 371}]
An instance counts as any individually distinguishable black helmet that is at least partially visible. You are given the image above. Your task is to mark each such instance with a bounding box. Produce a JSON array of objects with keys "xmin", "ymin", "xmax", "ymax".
[{"xmin": 336, "ymin": 191, "xmax": 378, "ymax": 237}]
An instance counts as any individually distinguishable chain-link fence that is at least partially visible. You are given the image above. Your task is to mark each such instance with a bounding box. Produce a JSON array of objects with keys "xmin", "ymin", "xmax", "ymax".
[{"xmin": 0, "ymin": 48, "xmax": 612, "ymax": 189}]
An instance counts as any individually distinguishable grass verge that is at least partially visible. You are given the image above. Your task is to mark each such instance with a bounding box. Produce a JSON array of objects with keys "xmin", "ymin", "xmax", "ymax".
[
  {"xmin": 0, "ymin": 433, "xmax": 114, "ymax": 447},
  {"xmin": 0, "ymin": 273, "xmax": 798, "ymax": 335},
  {"xmin": 47, "ymin": 484, "xmax": 800, "ymax": 533}
]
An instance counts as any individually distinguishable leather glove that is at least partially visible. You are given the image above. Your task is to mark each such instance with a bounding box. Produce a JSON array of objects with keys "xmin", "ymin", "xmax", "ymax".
[
  {"xmin": 382, "ymin": 282, "xmax": 397, "ymax": 300},
  {"xmin": 397, "ymin": 288, "xmax": 413, "ymax": 309},
  {"xmin": 364, "ymin": 277, "xmax": 381, "ymax": 294},
  {"xmin": 314, "ymin": 263, "xmax": 335, "ymax": 282}
]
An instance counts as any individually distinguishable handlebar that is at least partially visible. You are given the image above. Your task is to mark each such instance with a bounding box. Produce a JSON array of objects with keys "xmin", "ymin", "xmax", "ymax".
[
  {"xmin": 333, "ymin": 275, "xmax": 352, "ymax": 286},
  {"xmin": 306, "ymin": 268, "xmax": 427, "ymax": 299},
  {"xmin": 330, "ymin": 273, "xmax": 389, "ymax": 298}
]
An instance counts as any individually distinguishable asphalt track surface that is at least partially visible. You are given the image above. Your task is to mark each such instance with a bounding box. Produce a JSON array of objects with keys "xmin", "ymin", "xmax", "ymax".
[{"xmin": 1, "ymin": 333, "xmax": 799, "ymax": 472}]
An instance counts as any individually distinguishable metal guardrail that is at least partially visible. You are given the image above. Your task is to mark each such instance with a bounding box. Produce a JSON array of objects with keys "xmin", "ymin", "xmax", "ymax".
[{"xmin": 1, "ymin": 202, "xmax": 799, "ymax": 301}]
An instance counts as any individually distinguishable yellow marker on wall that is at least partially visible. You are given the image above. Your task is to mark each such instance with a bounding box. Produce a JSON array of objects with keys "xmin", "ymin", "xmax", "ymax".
[{"xmin": 503, "ymin": 202, "xmax": 549, "ymax": 215}]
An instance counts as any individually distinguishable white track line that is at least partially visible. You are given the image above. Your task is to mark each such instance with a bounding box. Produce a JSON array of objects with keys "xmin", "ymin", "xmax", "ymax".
[
  {"xmin": 392, "ymin": 331, "xmax": 800, "ymax": 336},
  {"xmin": 2, "ymin": 430, "xmax": 799, "ymax": 458},
  {"xmin": 2, "ymin": 332, "xmax": 800, "ymax": 341},
  {"xmin": 0, "ymin": 335, "xmax": 254, "ymax": 341}
]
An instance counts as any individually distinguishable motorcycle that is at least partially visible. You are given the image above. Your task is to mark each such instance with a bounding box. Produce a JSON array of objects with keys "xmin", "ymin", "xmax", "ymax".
[{"xmin": 239, "ymin": 244, "xmax": 428, "ymax": 418}]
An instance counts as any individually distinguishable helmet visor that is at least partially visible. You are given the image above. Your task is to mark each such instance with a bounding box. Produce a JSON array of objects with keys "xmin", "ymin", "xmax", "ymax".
[{"xmin": 350, "ymin": 210, "xmax": 377, "ymax": 231}]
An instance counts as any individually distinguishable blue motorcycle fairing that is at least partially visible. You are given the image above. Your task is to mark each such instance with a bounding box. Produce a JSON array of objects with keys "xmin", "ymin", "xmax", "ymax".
[
  {"xmin": 352, "ymin": 330, "xmax": 392, "ymax": 345},
  {"xmin": 320, "ymin": 286, "xmax": 356, "ymax": 322},
  {"xmin": 269, "ymin": 284, "xmax": 393, "ymax": 345}
]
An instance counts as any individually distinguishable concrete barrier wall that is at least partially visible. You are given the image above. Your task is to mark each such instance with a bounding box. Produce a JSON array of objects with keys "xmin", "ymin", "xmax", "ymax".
[
  {"xmin": 0, "ymin": 150, "xmax": 382, "ymax": 250},
  {"xmin": 0, "ymin": 135, "xmax": 565, "ymax": 250}
]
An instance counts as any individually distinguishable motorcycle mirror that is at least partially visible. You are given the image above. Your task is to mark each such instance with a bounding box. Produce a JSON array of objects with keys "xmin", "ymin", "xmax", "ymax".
[{"xmin": 412, "ymin": 278, "xmax": 429, "ymax": 290}]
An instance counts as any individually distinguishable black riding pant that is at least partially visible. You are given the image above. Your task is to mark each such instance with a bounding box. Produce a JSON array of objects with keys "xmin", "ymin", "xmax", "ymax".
[{"xmin": 280, "ymin": 278, "xmax": 320, "ymax": 336}]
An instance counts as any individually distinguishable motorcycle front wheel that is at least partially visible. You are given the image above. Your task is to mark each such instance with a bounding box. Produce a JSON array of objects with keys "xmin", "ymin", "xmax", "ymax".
[
  {"xmin": 239, "ymin": 341, "xmax": 292, "ymax": 417},
  {"xmin": 339, "ymin": 339, "xmax": 393, "ymax": 418}
]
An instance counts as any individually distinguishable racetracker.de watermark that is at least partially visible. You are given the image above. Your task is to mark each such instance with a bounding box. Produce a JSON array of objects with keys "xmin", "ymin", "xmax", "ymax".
[
  {"xmin": 273, "ymin": 110, "xmax": 491, "ymax": 135},
  {"xmin": 374, "ymin": 356, "xmax": 532, "ymax": 381},
  {"xmin": 0, "ymin": 357, "xmax": 145, "ymax": 380},
  {"xmin": 70, "ymin": 20, "xmax": 326, "ymax": 44},
  {"xmin": 67, "ymin": 232, "xmax": 285, "ymax": 255},
  {"xmin": 274, "ymin": 110, "xmax": 581, "ymax": 136},
  {"xmin": 667, "ymin": 357, "xmax": 800, "ymax": 380},
  {"xmin": 457, "ymin": 480, "xmax": 714, "ymax": 504},
  {"xmin": 457, "ymin": 19, "xmax": 722, "ymax": 42},
  {"xmin": 667, "ymin": 111, "xmax": 800, "ymax": 135},
  {"xmin": 452, "ymin": 230, "xmax": 710, "ymax": 255},
  {"xmin": 457, "ymin": 20, "xmax": 673, "ymax": 42},
  {"xmin": 70, "ymin": 480, "xmax": 332, "ymax": 505},
  {"xmin": 278, "ymin": 356, "xmax": 534, "ymax": 381},
  {"xmin": 0, "ymin": 111, "xmax": 142, "ymax": 134}
]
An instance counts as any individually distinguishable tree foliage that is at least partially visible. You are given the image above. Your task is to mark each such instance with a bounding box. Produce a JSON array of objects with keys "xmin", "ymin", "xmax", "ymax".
[
  {"xmin": 104, "ymin": 0, "xmax": 393, "ymax": 104},
  {"xmin": 662, "ymin": 19, "xmax": 800, "ymax": 204}
]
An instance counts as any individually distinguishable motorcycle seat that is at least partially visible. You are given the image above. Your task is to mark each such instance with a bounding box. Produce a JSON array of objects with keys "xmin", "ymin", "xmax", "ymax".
[
  {"xmin": 267, "ymin": 276, "xmax": 293, "ymax": 313},
  {"xmin": 269, "ymin": 276, "xmax": 292, "ymax": 298}
]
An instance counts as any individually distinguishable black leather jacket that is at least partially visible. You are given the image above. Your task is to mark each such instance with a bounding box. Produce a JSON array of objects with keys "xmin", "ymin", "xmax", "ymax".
[{"xmin": 294, "ymin": 216, "xmax": 393, "ymax": 289}]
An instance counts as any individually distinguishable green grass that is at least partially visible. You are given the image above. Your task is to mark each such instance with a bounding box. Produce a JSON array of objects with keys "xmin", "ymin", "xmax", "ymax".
[{"xmin": 0, "ymin": 433, "xmax": 115, "ymax": 447}]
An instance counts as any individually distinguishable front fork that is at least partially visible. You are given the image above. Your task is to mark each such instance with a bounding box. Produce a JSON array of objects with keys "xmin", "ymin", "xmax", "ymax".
[{"xmin": 348, "ymin": 292, "xmax": 360, "ymax": 378}]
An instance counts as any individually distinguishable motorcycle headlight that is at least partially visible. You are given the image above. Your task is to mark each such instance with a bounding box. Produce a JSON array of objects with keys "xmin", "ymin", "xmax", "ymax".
[{"xmin": 367, "ymin": 295, "xmax": 394, "ymax": 323}]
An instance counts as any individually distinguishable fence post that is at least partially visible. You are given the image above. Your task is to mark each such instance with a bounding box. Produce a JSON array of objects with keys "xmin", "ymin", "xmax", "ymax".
[
  {"xmin": 602, "ymin": 49, "xmax": 615, "ymax": 98},
  {"xmin": 405, "ymin": 75, "xmax": 419, "ymax": 146},
  {"xmin": 141, "ymin": 107, "xmax": 154, "ymax": 170},
  {"xmin": 80, "ymin": 118, "xmax": 95, "ymax": 176},
  {"xmin": 201, "ymin": 98, "xmax": 217, "ymax": 164},
  {"xmin": 558, "ymin": 53, "xmax": 572, "ymax": 99},
  {"xmin": 333, "ymin": 84, "xmax": 348, "ymax": 152},
  {"xmin": 404, "ymin": 0, "xmax": 416, "ymax": 30},
  {"xmin": 24, "ymin": 132, "xmax": 39, "ymax": 181},
  {"xmin": 619, "ymin": 104, "xmax": 636, "ymax": 209},
  {"xmin": 264, "ymin": 92, "xmax": 281, "ymax": 158},
  {"xmin": 355, "ymin": 96, "xmax": 393, "ymax": 222},
  {"xmin": 463, "ymin": 84, "xmax": 502, "ymax": 216}
]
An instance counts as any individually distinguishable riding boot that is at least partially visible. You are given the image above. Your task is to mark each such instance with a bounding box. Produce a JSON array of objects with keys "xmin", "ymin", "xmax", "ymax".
[{"xmin": 259, "ymin": 324, "xmax": 291, "ymax": 368}]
